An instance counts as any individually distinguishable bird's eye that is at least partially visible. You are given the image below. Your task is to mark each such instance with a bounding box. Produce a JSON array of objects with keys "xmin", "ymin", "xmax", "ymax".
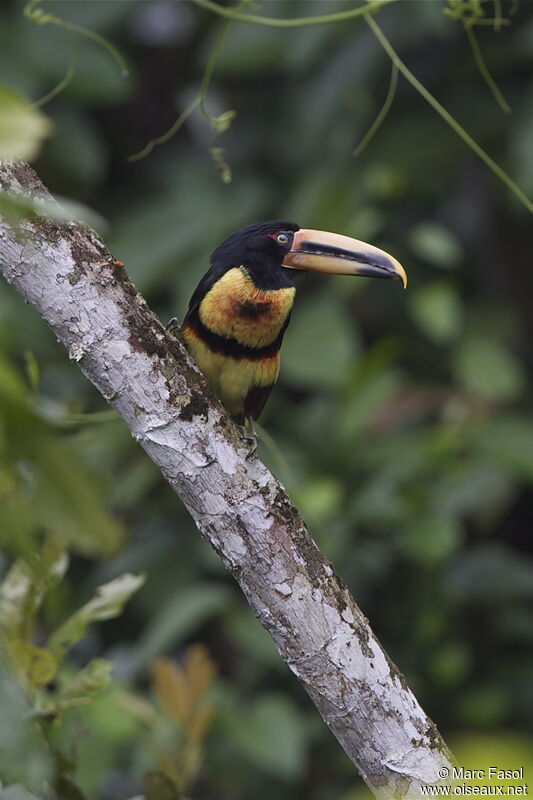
[{"xmin": 276, "ymin": 233, "xmax": 289, "ymax": 244}]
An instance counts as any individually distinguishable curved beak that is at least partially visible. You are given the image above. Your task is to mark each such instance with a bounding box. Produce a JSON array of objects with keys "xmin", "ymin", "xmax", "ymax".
[{"xmin": 282, "ymin": 228, "xmax": 407, "ymax": 289}]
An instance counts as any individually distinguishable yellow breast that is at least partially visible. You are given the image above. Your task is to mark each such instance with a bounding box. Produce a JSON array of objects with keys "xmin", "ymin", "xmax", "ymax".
[{"xmin": 198, "ymin": 267, "xmax": 295, "ymax": 348}]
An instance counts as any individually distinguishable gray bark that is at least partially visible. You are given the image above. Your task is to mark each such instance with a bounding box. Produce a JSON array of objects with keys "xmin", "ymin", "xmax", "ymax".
[{"xmin": 0, "ymin": 161, "xmax": 454, "ymax": 797}]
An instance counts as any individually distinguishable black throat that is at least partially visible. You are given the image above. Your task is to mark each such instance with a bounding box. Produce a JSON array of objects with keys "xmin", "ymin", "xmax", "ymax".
[{"xmin": 243, "ymin": 258, "xmax": 296, "ymax": 291}]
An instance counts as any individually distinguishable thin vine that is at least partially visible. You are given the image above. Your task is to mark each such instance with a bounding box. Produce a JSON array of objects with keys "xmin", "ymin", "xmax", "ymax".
[
  {"xmin": 464, "ymin": 24, "xmax": 510, "ymax": 113},
  {"xmin": 444, "ymin": 0, "xmax": 512, "ymax": 113},
  {"xmin": 128, "ymin": 96, "xmax": 200, "ymax": 163},
  {"xmin": 130, "ymin": 0, "xmax": 397, "ymax": 164},
  {"xmin": 20, "ymin": 0, "xmax": 531, "ymax": 213},
  {"xmin": 353, "ymin": 62, "xmax": 398, "ymax": 157},
  {"xmin": 364, "ymin": 12, "xmax": 532, "ymax": 214},
  {"xmin": 128, "ymin": 14, "xmax": 235, "ymax": 163},
  {"xmin": 24, "ymin": 0, "xmax": 128, "ymax": 76},
  {"xmin": 30, "ymin": 38, "xmax": 77, "ymax": 110},
  {"xmin": 191, "ymin": 0, "xmax": 397, "ymax": 28},
  {"xmin": 193, "ymin": 0, "xmax": 530, "ymax": 213}
]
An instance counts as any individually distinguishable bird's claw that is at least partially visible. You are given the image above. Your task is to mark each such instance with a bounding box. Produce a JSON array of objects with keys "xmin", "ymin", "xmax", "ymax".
[
  {"xmin": 241, "ymin": 419, "xmax": 258, "ymax": 458},
  {"xmin": 166, "ymin": 317, "xmax": 179, "ymax": 334}
]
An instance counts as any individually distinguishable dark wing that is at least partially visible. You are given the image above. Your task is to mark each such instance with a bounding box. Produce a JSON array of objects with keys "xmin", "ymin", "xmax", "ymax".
[
  {"xmin": 243, "ymin": 310, "xmax": 292, "ymax": 421},
  {"xmin": 182, "ymin": 263, "xmax": 229, "ymax": 326},
  {"xmin": 244, "ymin": 385, "xmax": 275, "ymax": 421}
]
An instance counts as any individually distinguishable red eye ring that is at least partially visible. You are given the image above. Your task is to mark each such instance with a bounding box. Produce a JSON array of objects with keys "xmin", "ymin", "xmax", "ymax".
[{"xmin": 268, "ymin": 232, "xmax": 289, "ymax": 244}]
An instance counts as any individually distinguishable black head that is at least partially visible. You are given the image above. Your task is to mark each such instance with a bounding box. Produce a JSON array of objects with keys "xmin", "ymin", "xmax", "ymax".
[{"xmin": 211, "ymin": 221, "xmax": 300, "ymax": 272}]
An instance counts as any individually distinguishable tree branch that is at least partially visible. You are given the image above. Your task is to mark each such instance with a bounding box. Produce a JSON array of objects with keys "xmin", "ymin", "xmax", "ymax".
[
  {"xmin": 191, "ymin": 0, "xmax": 398, "ymax": 28},
  {"xmin": 0, "ymin": 162, "xmax": 453, "ymax": 798}
]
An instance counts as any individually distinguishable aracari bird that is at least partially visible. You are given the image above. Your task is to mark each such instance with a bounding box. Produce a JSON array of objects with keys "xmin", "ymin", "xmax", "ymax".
[{"xmin": 179, "ymin": 221, "xmax": 407, "ymax": 423}]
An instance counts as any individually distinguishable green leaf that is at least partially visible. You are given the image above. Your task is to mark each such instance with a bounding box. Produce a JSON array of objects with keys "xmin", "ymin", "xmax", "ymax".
[
  {"xmin": 0, "ymin": 658, "xmax": 52, "ymax": 790},
  {"xmin": 0, "ymin": 190, "xmax": 106, "ymax": 234},
  {"xmin": 48, "ymin": 684, "xmax": 141, "ymax": 797},
  {"xmin": 0, "ymin": 85, "xmax": 52, "ymax": 161},
  {"xmin": 453, "ymin": 337, "xmax": 526, "ymax": 401},
  {"xmin": 0, "ymin": 786, "xmax": 45, "ymax": 800},
  {"xmin": 23, "ymin": 352, "xmax": 40, "ymax": 395},
  {"xmin": 407, "ymin": 222, "xmax": 463, "ymax": 269},
  {"xmin": 0, "ymin": 356, "xmax": 122, "ymax": 559},
  {"xmin": 38, "ymin": 534, "xmax": 69, "ymax": 587},
  {"xmin": 48, "ymin": 573, "xmax": 145, "ymax": 661},
  {"xmin": 57, "ymin": 658, "xmax": 111, "ymax": 708},
  {"xmin": 474, "ymin": 417, "xmax": 533, "ymax": 482},
  {"xmin": 402, "ymin": 515, "xmax": 461, "ymax": 565},
  {"xmin": 8, "ymin": 641, "xmax": 57, "ymax": 689},
  {"xmin": 0, "ymin": 536, "xmax": 68, "ymax": 638},
  {"xmin": 36, "ymin": 440, "xmax": 123, "ymax": 558},
  {"xmin": 0, "ymin": 560, "xmax": 33, "ymax": 637},
  {"xmin": 409, "ymin": 282, "xmax": 462, "ymax": 343},
  {"xmin": 228, "ymin": 694, "xmax": 309, "ymax": 781}
]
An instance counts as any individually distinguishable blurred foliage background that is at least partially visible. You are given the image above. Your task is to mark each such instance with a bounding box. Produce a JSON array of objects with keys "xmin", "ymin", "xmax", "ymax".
[{"xmin": 1, "ymin": 0, "xmax": 533, "ymax": 798}]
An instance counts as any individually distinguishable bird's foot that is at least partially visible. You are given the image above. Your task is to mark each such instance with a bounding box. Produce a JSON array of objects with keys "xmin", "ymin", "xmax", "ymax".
[
  {"xmin": 166, "ymin": 317, "xmax": 179, "ymax": 334},
  {"xmin": 241, "ymin": 419, "xmax": 258, "ymax": 458}
]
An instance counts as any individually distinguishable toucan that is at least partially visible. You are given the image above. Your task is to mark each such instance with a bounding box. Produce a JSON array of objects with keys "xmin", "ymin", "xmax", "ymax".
[{"xmin": 178, "ymin": 221, "xmax": 407, "ymax": 423}]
